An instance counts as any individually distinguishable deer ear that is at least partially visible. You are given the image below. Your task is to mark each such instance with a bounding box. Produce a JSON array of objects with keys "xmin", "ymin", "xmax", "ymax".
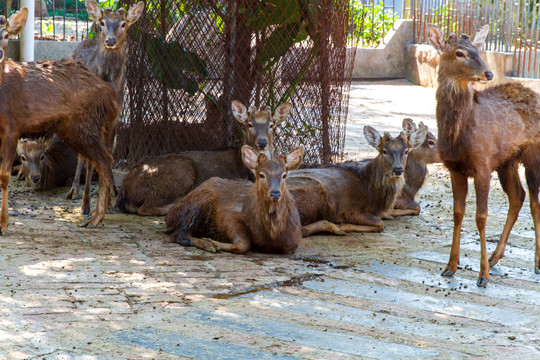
[
  {"xmin": 402, "ymin": 118, "xmax": 417, "ymax": 134},
  {"xmin": 241, "ymin": 145, "xmax": 260, "ymax": 171},
  {"xmin": 472, "ymin": 24, "xmax": 489, "ymax": 49},
  {"xmin": 284, "ymin": 146, "xmax": 304, "ymax": 171},
  {"xmin": 6, "ymin": 8, "xmax": 28, "ymax": 36},
  {"xmin": 409, "ymin": 125, "xmax": 429, "ymax": 149},
  {"xmin": 272, "ymin": 102, "xmax": 292, "ymax": 125},
  {"xmin": 127, "ymin": 1, "xmax": 145, "ymax": 24},
  {"xmin": 363, "ymin": 125, "xmax": 382, "ymax": 150},
  {"xmin": 86, "ymin": 1, "xmax": 103, "ymax": 21},
  {"xmin": 427, "ymin": 23, "xmax": 446, "ymax": 54},
  {"xmin": 231, "ymin": 100, "xmax": 248, "ymax": 124}
]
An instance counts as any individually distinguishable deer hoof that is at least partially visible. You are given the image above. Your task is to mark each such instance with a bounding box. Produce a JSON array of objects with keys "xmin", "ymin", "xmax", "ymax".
[
  {"xmin": 535, "ymin": 266, "xmax": 540, "ymax": 274},
  {"xmin": 476, "ymin": 277, "xmax": 489, "ymax": 287},
  {"xmin": 441, "ymin": 268, "xmax": 455, "ymax": 277},
  {"xmin": 489, "ymin": 258, "xmax": 499, "ymax": 267},
  {"xmin": 66, "ymin": 189, "xmax": 80, "ymax": 200}
]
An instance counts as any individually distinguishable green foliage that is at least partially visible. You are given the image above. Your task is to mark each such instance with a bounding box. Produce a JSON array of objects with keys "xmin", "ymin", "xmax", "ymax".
[
  {"xmin": 349, "ymin": 1, "xmax": 399, "ymax": 47},
  {"xmin": 431, "ymin": 4, "xmax": 459, "ymax": 34}
]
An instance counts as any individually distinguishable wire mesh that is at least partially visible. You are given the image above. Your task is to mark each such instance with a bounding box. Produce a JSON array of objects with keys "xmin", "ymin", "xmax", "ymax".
[{"xmin": 115, "ymin": 0, "xmax": 356, "ymax": 167}]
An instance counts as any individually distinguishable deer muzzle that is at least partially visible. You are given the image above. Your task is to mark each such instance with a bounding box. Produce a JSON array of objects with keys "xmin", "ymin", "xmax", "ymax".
[
  {"xmin": 269, "ymin": 190, "xmax": 281, "ymax": 202},
  {"xmin": 105, "ymin": 37, "xmax": 118, "ymax": 48},
  {"xmin": 30, "ymin": 175, "xmax": 41, "ymax": 184},
  {"xmin": 392, "ymin": 167, "xmax": 403, "ymax": 176},
  {"xmin": 257, "ymin": 139, "xmax": 268, "ymax": 149}
]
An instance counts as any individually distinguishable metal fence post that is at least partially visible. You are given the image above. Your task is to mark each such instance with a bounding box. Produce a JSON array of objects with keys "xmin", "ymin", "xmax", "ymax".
[{"xmin": 20, "ymin": 0, "xmax": 35, "ymax": 61}]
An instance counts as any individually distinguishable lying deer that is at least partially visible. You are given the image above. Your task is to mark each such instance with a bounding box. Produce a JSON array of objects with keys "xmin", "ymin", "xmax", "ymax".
[
  {"xmin": 16, "ymin": 136, "xmax": 80, "ymax": 191},
  {"xmin": 428, "ymin": 24, "xmax": 540, "ymax": 286},
  {"xmin": 66, "ymin": 0, "xmax": 144, "ymax": 202},
  {"xmin": 0, "ymin": 8, "xmax": 119, "ymax": 232},
  {"xmin": 115, "ymin": 100, "xmax": 292, "ymax": 216},
  {"xmin": 287, "ymin": 125, "xmax": 427, "ymax": 236},
  {"xmin": 351, "ymin": 119, "xmax": 440, "ymax": 217},
  {"xmin": 165, "ymin": 145, "xmax": 305, "ymax": 254}
]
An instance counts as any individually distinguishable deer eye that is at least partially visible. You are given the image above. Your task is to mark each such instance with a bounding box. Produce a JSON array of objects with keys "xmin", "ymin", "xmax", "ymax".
[
  {"xmin": 456, "ymin": 50, "xmax": 465, "ymax": 58},
  {"xmin": 40, "ymin": 154, "xmax": 45, "ymax": 161},
  {"xmin": 121, "ymin": 22, "xmax": 126, "ymax": 28},
  {"xmin": 248, "ymin": 123, "xmax": 254, "ymax": 128},
  {"xmin": 3, "ymin": 33, "xmax": 8, "ymax": 40},
  {"xmin": 428, "ymin": 140, "xmax": 436, "ymax": 146},
  {"xmin": 282, "ymin": 173, "xmax": 287, "ymax": 179},
  {"xmin": 20, "ymin": 155, "xmax": 27, "ymax": 162},
  {"xmin": 403, "ymin": 149, "xmax": 409, "ymax": 156},
  {"xmin": 100, "ymin": 21, "xmax": 105, "ymax": 27},
  {"xmin": 259, "ymin": 173, "xmax": 266, "ymax": 179},
  {"xmin": 382, "ymin": 149, "xmax": 388, "ymax": 155},
  {"xmin": 269, "ymin": 123, "xmax": 274, "ymax": 129}
]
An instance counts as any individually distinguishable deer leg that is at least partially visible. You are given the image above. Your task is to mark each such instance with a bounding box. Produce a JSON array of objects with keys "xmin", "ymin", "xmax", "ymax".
[
  {"xmin": 302, "ymin": 220, "xmax": 346, "ymax": 237},
  {"xmin": 489, "ymin": 163, "xmax": 525, "ymax": 267},
  {"xmin": 0, "ymin": 137, "xmax": 17, "ymax": 235},
  {"xmin": 136, "ymin": 202, "xmax": 175, "ymax": 216},
  {"xmin": 83, "ymin": 158, "xmax": 112, "ymax": 228},
  {"xmin": 66, "ymin": 155, "xmax": 85, "ymax": 200},
  {"xmin": 180, "ymin": 233, "xmax": 250, "ymax": 254},
  {"xmin": 442, "ymin": 170, "xmax": 468, "ymax": 278},
  {"xmin": 473, "ymin": 172, "xmax": 492, "ymax": 287},
  {"xmin": 524, "ymin": 165, "xmax": 540, "ymax": 274},
  {"xmin": 389, "ymin": 194, "xmax": 421, "ymax": 216},
  {"xmin": 80, "ymin": 161, "xmax": 94, "ymax": 216}
]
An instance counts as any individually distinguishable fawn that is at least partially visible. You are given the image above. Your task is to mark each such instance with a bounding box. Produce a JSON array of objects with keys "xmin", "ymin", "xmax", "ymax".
[
  {"xmin": 428, "ymin": 24, "xmax": 540, "ymax": 286},
  {"xmin": 115, "ymin": 100, "xmax": 292, "ymax": 216},
  {"xmin": 0, "ymin": 8, "xmax": 119, "ymax": 232},
  {"xmin": 16, "ymin": 136, "xmax": 80, "ymax": 191},
  {"xmin": 66, "ymin": 1, "xmax": 144, "ymax": 203},
  {"xmin": 287, "ymin": 125, "xmax": 427, "ymax": 237},
  {"xmin": 165, "ymin": 145, "xmax": 305, "ymax": 254}
]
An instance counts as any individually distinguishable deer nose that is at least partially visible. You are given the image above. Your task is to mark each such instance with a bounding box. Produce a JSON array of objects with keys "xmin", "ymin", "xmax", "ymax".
[
  {"xmin": 393, "ymin": 167, "xmax": 403, "ymax": 176},
  {"xmin": 105, "ymin": 37, "xmax": 117, "ymax": 47},
  {"xmin": 484, "ymin": 71, "xmax": 493, "ymax": 81},
  {"xmin": 30, "ymin": 175, "xmax": 41, "ymax": 183},
  {"xmin": 257, "ymin": 139, "xmax": 268, "ymax": 149},
  {"xmin": 270, "ymin": 190, "xmax": 281, "ymax": 201}
]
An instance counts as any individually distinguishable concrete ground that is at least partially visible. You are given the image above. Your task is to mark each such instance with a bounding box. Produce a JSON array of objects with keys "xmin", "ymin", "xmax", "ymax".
[{"xmin": 2, "ymin": 80, "xmax": 540, "ymax": 359}]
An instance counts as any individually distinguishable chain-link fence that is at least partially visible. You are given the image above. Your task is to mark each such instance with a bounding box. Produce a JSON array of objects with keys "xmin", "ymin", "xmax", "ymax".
[{"xmin": 114, "ymin": 0, "xmax": 356, "ymax": 167}]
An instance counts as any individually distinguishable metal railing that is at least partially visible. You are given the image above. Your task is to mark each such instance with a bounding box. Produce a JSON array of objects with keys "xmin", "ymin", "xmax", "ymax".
[
  {"xmin": 413, "ymin": 0, "xmax": 540, "ymax": 79},
  {"xmin": 348, "ymin": 0, "xmax": 400, "ymax": 47}
]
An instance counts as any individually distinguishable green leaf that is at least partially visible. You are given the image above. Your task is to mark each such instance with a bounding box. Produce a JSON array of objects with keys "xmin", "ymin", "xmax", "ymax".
[{"xmin": 256, "ymin": 21, "xmax": 302, "ymax": 70}]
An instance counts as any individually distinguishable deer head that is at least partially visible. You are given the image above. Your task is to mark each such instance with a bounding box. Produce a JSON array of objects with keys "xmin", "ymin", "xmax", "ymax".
[
  {"xmin": 86, "ymin": 1, "xmax": 144, "ymax": 50},
  {"xmin": 364, "ymin": 125, "xmax": 428, "ymax": 178},
  {"xmin": 0, "ymin": 7, "xmax": 28, "ymax": 62},
  {"xmin": 402, "ymin": 118, "xmax": 440, "ymax": 164},
  {"xmin": 242, "ymin": 145, "xmax": 304, "ymax": 203},
  {"xmin": 232, "ymin": 100, "xmax": 292, "ymax": 158},
  {"xmin": 16, "ymin": 138, "xmax": 53, "ymax": 186},
  {"xmin": 427, "ymin": 23, "xmax": 493, "ymax": 86}
]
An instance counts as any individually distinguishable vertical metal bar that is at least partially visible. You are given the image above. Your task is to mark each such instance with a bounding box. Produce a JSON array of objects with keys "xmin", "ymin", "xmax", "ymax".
[{"xmin": 76, "ymin": 0, "xmax": 79, "ymax": 41}]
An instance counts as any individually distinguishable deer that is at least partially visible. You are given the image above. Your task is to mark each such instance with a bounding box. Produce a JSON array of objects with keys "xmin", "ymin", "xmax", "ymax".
[
  {"xmin": 66, "ymin": 0, "xmax": 144, "ymax": 203},
  {"xmin": 427, "ymin": 24, "xmax": 540, "ymax": 287},
  {"xmin": 350, "ymin": 119, "xmax": 440, "ymax": 217},
  {"xmin": 16, "ymin": 136, "xmax": 80, "ymax": 191},
  {"xmin": 165, "ymin": 145, "xmax": 305, "ymax": 254},
  {"xmin": 115, "ymin": 100, "xmax": 292, "ymax": 216},
  {"xmin": 0, "ymin": 8, "xmax": 119, "ymax": 232},
  {"xmin": 287, "ymin": 125, "xmax": 428, "ymax": 237}
]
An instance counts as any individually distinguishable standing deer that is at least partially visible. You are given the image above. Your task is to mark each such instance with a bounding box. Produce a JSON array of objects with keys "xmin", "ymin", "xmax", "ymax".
[
  {"xmin": 428, "ymin": 24, "xmax": 540, "ymax": 286},
  {"xmin": 165, "ymin": 145, "xmax": 305, "ymax": 254},
  {"xmin": 66, "ymin": 0, "xmax": 144, "ymax": 203},
  {"xmin": 115, "ymin": 100, "xmax": 292, "ymax": 216},
  {"xmin": 287, "ymin": 125, "xmax": 427, "ymax": 237},
  {"xmin": 0, "ymin": 8, "xmax": 119, "ymax": 232},
  {"xmin": 16, "ymin": 136, "xmax": 80, "ymax": 191}
]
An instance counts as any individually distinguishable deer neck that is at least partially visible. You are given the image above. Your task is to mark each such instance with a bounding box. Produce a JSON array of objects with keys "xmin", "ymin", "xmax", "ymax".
[
  {"xmin": 436, "ymin": 72, "xmax": 475, "ymax": 145},
  {"xmin": 365, "ymin": 157, "xmax": 405, "ymax": 215},
  {"xmin": 252, "ymin": 187, "xmax": 294, "ymax": 236},
  {"xmin": 403, "ymin": 155, "xmax": 427, "ymax": 198}
]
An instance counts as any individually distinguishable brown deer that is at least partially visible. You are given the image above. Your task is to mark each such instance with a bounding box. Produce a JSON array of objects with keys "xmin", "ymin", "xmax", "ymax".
[
  {"xmin": 287, "ymin": 125, "xmax": 428, "ymax": 237},
  {"xmin": 0, "ymin": 8, "xmax": 119, "ymax": 232},
  {"xmin": 16, "ymin": 136, "xmax": 80, "ymax": 191},
  {"xmin": 428, "ymin": 24, "xmax": 540, "ymax": 287},
  {"xmin": 165, "ymin": 145, "xmax": 305, "ymax": 254},
  {"xmin": 390, "ymin": 118, "xmax": 440, "ymax": 216},
  {"xmin": 115, "ymin": 100, "xmax": 292, "ymax": 216},
  {"xmin": 351, "ymin": 119, "xmax": 440, "ymax": 217},
  {"xmin": 66, "ymin": 0, "xmax": 144, "ymax": 202}
]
